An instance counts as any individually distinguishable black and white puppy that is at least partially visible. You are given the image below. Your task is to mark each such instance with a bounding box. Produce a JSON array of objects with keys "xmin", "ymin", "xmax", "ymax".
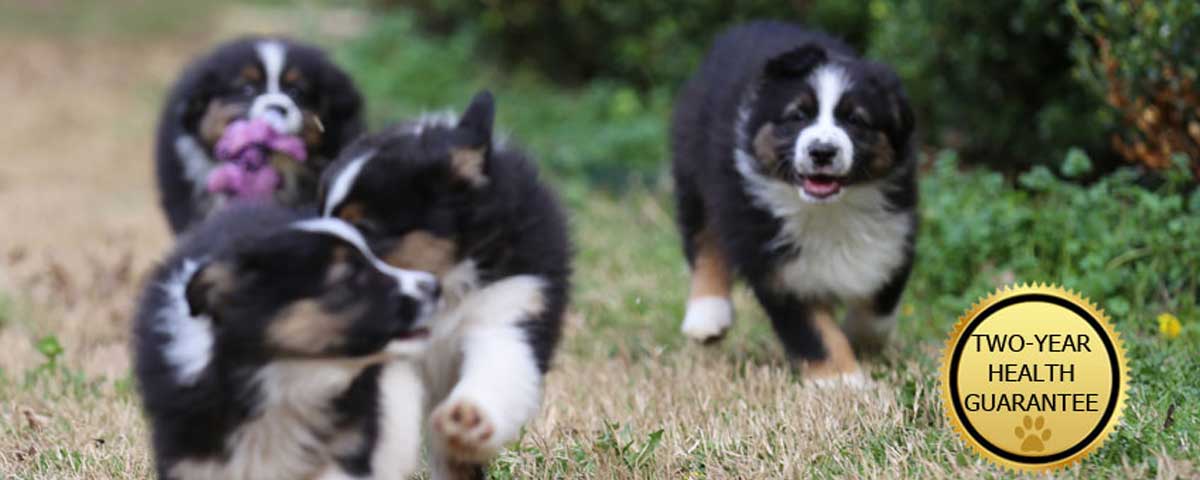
[
  {"xmin": 671, "ymin": 21, "xmax": 917, "ymax": 383},
  {"xmin": 155, "ymin": 37, "xmax": 364, "ymax": 234},
  {"xmin": 133, "ymin": 204, "xmax": 438, "ymax": 480},
  {"xmin": 320, "ymin": 91, "xmax": 571, "ymax": 478}
]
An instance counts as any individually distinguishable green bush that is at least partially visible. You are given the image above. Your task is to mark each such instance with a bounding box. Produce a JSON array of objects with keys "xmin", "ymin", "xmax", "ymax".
[
  {"xmin": 373, "ymin": 0, "xmax": 875, "ymax": 89},
  {"xmin": 1068, "ymin": 0, "xmax": 1200, "ymax": 176},
  {"xmin": 868, "ymin": 0, "xmax": 1113, "ymax": 173},
  {"xmin": 908, "ymin": 149, "xmax": 1200, "ymax": 338}
]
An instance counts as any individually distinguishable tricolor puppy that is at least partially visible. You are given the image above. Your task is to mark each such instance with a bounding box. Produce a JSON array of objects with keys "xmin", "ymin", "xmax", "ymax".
[
  {"xmin": 155, "ymin": 37, "xmax": 364, "ymax": 234},
  {"xmin": 133, "ymin": 204, "xmax": 438, "ymax": 480},
  {"xmin": 320, "ymin": 91, "xmax": 571, "ymax": 478},
  {"xmin": 671, "ymin": 21, "xmax": 917, "ymax": 384}
]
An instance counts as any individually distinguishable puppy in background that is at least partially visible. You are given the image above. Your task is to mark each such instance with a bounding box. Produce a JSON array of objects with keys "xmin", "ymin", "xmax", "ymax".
[
  {"xmin": 671, "ymin": 21, "xmax": 917, "ymax": 384},
  {"xmin": 155, "ymin": 37, "xmax": 364, "ymax": 234},
  {"xmin": 133, "ymin": 204, "xmax": 438, "ymax": 480},
  {"xmin": 320, "ymin": 91, "xmax": 572, "ymax": 478}
]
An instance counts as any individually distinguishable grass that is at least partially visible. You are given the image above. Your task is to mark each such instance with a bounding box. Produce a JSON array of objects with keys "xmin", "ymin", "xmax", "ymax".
[{"xmin": 1, "ymin": 3, "xmax": 1198, "ymax": 479}]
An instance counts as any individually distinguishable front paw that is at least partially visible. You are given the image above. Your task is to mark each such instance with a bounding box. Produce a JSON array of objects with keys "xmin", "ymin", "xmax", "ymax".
[{"xmin": 430, "ymin": 397, "xmax": 499, "ymax": 462}]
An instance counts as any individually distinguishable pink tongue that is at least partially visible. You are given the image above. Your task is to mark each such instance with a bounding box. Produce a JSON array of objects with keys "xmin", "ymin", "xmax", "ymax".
[{"xmin": 803, "ymin": 177, "xmax": 841, "ymax": 197}]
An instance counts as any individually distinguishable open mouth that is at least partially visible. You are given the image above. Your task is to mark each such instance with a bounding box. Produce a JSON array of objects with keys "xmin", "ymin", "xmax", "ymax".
[
  {"xmin": 800, "ymin": 175, "xmax": 844, "ymax": 199},
  {"xmin": 391, "ymin": 327, "xmax": 430, "ymax": 341}
]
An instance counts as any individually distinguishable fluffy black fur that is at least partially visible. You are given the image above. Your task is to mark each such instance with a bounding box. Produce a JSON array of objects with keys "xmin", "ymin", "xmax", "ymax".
[
  {"xmin": 133, "ymin": 204, "xmax": 430, "ymax": 479},
  {"xmin": 154, "ymin": 37, "xmax": 364, "ymax": 235},
  {"xmin": 319, "ymin": 92, "xmax": 571, "ymax": 478},
  {"xmin": 321, "ymin": 91, "xmax": 572, "ymax": 373},
  {"xmin": 671, "ymin": 21, "xmax": 918, "ymax": 362}
]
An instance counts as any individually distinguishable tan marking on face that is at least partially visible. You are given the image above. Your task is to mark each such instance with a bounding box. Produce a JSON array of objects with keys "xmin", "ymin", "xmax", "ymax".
[
  {"xmin": 199, "ymin": 100, "xmax": 248, "ymax": 146},
  {"xmin": 753, "ymin": 122, "xmax": 780, "ymax": 168},
  {"xmin": 240, "ymin": 64, "xmax": 263, "ymax": 82},
  {"xmin": 330, "ymin": 245, "xmax": 353, "ymax": 264},
  {"xmin": 268, "ymin": 300, "xmax": 357, "ymax": 355},
  {"xmin": 324, "ymin": 247, "xmax": 355, "ymax": 285},
  {"xmin": 188, "ymin": 261, "xmax": 236, "ymax": 314},
  {"xmin": 450, "ymin": 147, "xmax": 488, "ymax": 187},
  {"xmin": 336, "ymin": 202, "xmax": 366, "ymax": 223},
  {"xmin": 804, "ymin": 305, "xmax": 861, "ymax": 380},
  {"xmin": 382, "ymin": 231, "xmax": 458, "ymax": 276},
  {"xmin": 688, "ymin": 227, "xmax": 732, "ymax": 300},
  {"xmin": 870, "ymin": 131, "xmax": 895, "ymax": 175},
  {"xmin": 284, "ymin": 67, "xmax": 303, "ymax": 85}
]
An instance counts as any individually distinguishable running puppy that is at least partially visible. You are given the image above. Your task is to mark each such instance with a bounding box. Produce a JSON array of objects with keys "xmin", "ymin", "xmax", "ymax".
[
  {"xmin": 320, "ymin": 91, "xmax": 571, "ymax": 478},
  {"xmin": 671, "ymin": 21, "xmax": 917, "ymax": 383},
  {"xmin": 133, "ymin": 204, "xmax": 438, "ymax": 480},
  {"xmin": 155, "ymin": 37, "xmax": 364, "ymax": 234}
]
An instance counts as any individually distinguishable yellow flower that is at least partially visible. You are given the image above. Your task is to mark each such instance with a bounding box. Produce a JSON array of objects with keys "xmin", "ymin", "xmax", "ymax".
[
  {"xmin": 1158, "ymin": 313, "xmax": 1182, "ymax": 339},
  {"xmin": 903, "ymin": 304, "xmax": 915, "ymax": 316}
]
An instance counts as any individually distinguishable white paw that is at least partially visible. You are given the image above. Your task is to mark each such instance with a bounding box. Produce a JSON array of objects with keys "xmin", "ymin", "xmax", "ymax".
[
  {"xmin": 681, "ymin": 297, "xmax": 734, "ymax": 342},
  {"xmin": 430, "ymin": 396, "xmax": 499, "ymax": 462}
]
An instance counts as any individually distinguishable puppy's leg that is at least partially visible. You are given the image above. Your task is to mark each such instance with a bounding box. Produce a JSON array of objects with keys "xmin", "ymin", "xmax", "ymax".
[
  {"xmin": 372, "ymin": 362, "xmax": 426, "ymax": 480},
  {"xmin": 844, "ymin": 260, "xmax": 912, "ymax": 354},
  {"xmin": 428, "ymin": 277, "xmax": 547, "ymax": 475},
  {"xmin": 681, "ymin": 228, "xmax": 735, "ymax": 342},
  {"xmin": 844, "ymin": 302, "xmax": 897, "ymax": 355},
  {"xmin": 754, "ymin": 288, "xmax": 863, "ymax": 386}
]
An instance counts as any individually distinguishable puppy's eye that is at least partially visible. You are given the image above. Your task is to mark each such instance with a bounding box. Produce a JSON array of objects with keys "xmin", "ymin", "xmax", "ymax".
[
  {"xmin": 784, "ymin": 108, "xmax": 811, "ymax": 123},
  {"xmin": 240, "ymin": 83, "xmax": 257, "ymax": 96},
  {"xmin": 847, "ymin": 109, "xmax": 872, "ymax": 128}
]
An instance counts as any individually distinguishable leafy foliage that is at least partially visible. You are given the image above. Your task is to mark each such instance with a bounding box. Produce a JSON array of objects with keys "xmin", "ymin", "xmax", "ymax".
[
  {"xmin": 1068, "ymin": 0, "xmax": 1200, "ymax": 176},
  {"xmin": 868, "ymin": 0, "xmax": 1112, "ymax": 173},
  {"xmin": 372, "ymin": 0, "xmax": 880, "ymax": 89},
  {"xmin": 908, "ymin": 150, "xmax": 1200, "ymax": 340}
]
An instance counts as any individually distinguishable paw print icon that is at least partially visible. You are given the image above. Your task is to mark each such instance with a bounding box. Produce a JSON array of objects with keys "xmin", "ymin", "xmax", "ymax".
[{"xmin": 1015, "ymin": 415, "xmax": 1051, "ymax": 452}]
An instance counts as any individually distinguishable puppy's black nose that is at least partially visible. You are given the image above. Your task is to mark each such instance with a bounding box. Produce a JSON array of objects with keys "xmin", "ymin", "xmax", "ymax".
[
  {"xmin": 808, "ymin": 143, "xmax": 838, "ymax": 166},
  {"xmin": 265, "ymin": 104, "xmax": 288, "ymax": 117},
  {"xmin": 416, "ymin": 278, "xmax": 441, "ymax": 300}
]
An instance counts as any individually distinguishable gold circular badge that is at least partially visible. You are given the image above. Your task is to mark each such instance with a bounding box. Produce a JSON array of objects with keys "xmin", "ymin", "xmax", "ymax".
[{"xmin": 940, "ymin": 284, "xmax": 1129, "ymax": 471}]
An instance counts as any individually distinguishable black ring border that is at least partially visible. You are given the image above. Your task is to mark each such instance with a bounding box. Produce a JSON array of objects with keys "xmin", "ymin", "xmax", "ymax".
[{"xmin": 948, "ymin": 293, "xmax": 1120, "ymax": 464}]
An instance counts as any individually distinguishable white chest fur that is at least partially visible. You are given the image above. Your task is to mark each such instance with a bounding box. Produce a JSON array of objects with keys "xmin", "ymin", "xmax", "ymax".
[
  {"xmin": 169, "ymin": 361, "xmax": 365, "ymax": 480},
  {"xmin": 735, "ymin": 151, "xmax": 913, "ymax": 301}
]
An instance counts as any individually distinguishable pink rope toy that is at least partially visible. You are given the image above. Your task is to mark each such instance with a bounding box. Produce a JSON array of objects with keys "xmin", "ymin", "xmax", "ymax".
[{"xmin": 207, "ymin": 118, "xmax": 308, "ymax": 200}]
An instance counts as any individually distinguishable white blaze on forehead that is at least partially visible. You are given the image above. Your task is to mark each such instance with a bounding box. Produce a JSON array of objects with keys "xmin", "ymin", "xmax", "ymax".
[
  {"xmin": 256, "ymin": 40, "xmax": 287, "ymax": 94},
  {"xmin": 157, "ymin": 259, "xmax": 215, "ymax": 385},
  {"xmin": 793, "ymin": 64, "xmax": 855, "ymax": 176},
  {"xmin": 322, "ymin": 152, "xmax": 372, "ymax": 217},
  {"xmin": 290, "ymin": 217, "xmax": 437, "ymax": 299},
  {"xmin": 251, "ymin": 40, "xmax": 303, "ymax": 134}
]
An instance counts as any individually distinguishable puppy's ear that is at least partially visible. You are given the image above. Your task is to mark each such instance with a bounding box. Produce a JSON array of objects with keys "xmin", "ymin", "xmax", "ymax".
[
  {"xmin": 185, "ymin": 261, "xmax": 235, "ymax": 318},
  {"xmin": 764, "ymin": 45, "xmax": 827, "ymax": 78},
  {"xmin": 451, "ymin": 91, "xmax": 496, "ymax": 188},
  {"xmin": 316, "ymin": 62, "xmax": 366, "ymax": 157},
  {"xmin": 176, "ymin": 70, "xmax": 220, "ymax": 133},
  {"xmin": 456, "ymin": 90, "xmax": 495, "ymax": 148},
  {"xmin": 866, "ymin": 63, "xmax": 915, "ymax": 144}
]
